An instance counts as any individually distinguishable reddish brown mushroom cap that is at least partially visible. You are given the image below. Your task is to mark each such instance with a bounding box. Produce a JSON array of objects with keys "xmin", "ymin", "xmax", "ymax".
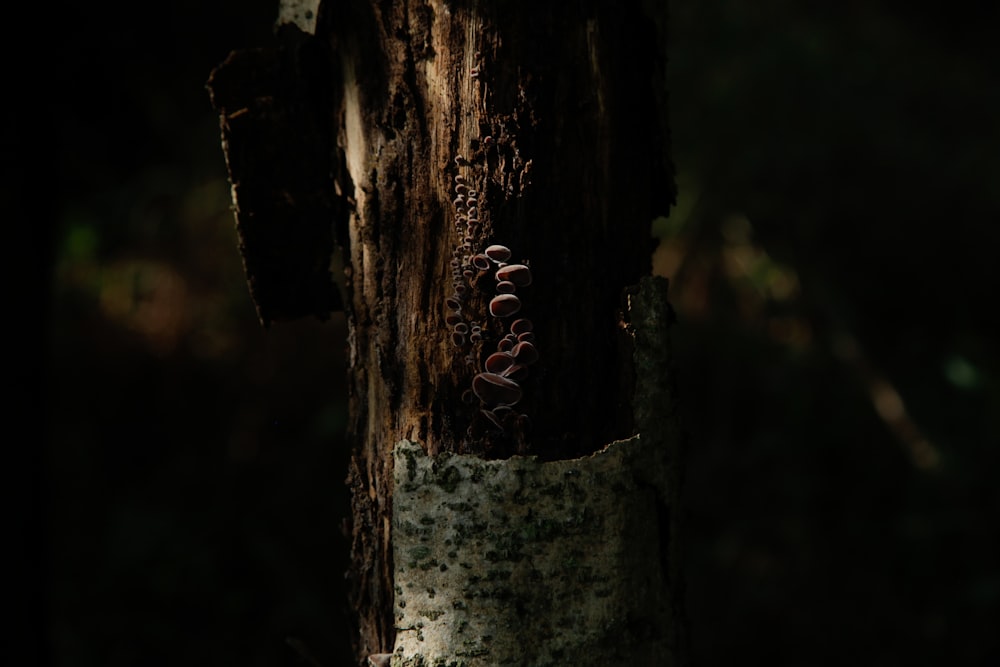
[
  {"xmin": 472, "ymin": 372, "xmax": 523, "ymax": 406},
  {"xmin": 489, "ymin": 294, "xmax": 522, "ymax": 317},
  {"xmin": 496, "ymin": 263, "xmax": 532, "ymax": 286},
  {"xmin": 512, "ymin": 341, "xmax": 539, "ymax": 365},
  {"xmin": 471, "ymin": 254, "xmax": 492, "ymax": 271},
  {"xmin": 510, "ymin": 318, "xmax": 533, "ymax": 335},
  {"xmin": 484, "ymin": 351, "xmax": 515, "ymax": 374},
  {"xmin": 484, "ymin": 244, "xmax": 512, "ymax": 263}
]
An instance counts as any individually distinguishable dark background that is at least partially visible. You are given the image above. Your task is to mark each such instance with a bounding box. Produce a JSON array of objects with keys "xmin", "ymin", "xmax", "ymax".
[{"xmin": 9, "ymin": 0, "xmax": 999, "ymax": 665}]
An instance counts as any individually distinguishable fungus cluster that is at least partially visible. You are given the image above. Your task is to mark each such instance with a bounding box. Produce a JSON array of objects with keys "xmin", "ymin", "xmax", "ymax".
[
  {"xmin": 445, "ymin": 170, "xmax": 485, "ymax": 357},
  {"xmin": 441, "ymin": 51, "xmax": 536, "ymax": 437},
  {"xmin": 445, "ymin": 171, "xmax": 537, "ymax": 433},
  {"xmin": 470, "ymin": 248, "xmax": 537, "ymax": 432}
]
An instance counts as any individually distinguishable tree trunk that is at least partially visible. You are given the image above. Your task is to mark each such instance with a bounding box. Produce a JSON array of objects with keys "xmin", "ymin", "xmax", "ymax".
[{"xmin": 209, "ymin": 0, "xmax": 681, "ymax": 664}]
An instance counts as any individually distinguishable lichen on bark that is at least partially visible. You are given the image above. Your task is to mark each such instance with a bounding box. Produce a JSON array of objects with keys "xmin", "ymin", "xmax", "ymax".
[{"xmin": 391, "ymin": 434, "xmax": 671, "ymax": 666}]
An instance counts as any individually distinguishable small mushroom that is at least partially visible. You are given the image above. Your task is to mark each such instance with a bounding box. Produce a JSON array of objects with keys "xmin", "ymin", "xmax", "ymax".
[
  {"xmin": 473, "ymin": 372, "xmax": 523, "ymax": 406},
  {"xmin": 471, "ymin": 254, "xmax": 492, "ymax": 271},
  {"xmin": 484, "ymin": 351, "xmax": 515, "ymax": 374},
  {"xmin": 512, "ymin": 340, "xmax": 539, "ymax": 365},
  {"xmin": 496, "ymin": 280, "xmax": 517, "ymax": 294},
  {"xmin": 497, "ymin": 337, "xmax": 514, "ymax": 353},
  {"xmin": 452, "ymin": 332, "xmax": 466, "ymax": 346},
  {"xmin": 489, "ymin": 294, "xmax": 521, "ymax": 317},
  {"xmin": 496, "ymin": 264, "xmax": 532, "ymax": 287},
  {"xmin": 445, "ymin": 297, "xmax": 461, "ymax": 311},
  {"xmin": 445, "ymin": 312, "xmax": 463, "ymax": 326},
  {"xmin": 484, "ymin": 245, "xmax": 512, "ymax": 262},
  {"xmin": 454, "ymin": 322, "xmax": 470, "ymax": 335},
  {"xmin": 516, "ymin": 331, "xmax": 536, "ymax": 343},
  {"xmin": 492, "ymin": 405, "xmax": 514, "ymax": 423},
  {"xmin": 510, "ymin": 318, "xmax": 533, "ymax": 335}
]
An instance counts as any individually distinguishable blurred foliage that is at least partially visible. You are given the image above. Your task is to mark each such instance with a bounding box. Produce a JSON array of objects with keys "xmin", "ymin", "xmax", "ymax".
[
  {"xmin": 42, "ymin": 1, "xmax": 355, "ymax": 666},
  {"xmin": 37, "ymin": 0, "xmax": 999, "ymax": 666},
  {"xmin": 660, "ymin": 1, "xmax": 1000, "ymax": 665}
]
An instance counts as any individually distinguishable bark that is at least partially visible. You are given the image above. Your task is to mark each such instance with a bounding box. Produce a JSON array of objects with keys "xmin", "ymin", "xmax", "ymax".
[
  {"xmin": 209, "ymin": 0, "xmax": 679, "ymax": 664},
  {"xmin": 390, "ymin": 276, "xmax": 682, "ymax": 666},
  {"xmin": 328, "ymin": 3, "xmax": 673, "ymax": 658}
]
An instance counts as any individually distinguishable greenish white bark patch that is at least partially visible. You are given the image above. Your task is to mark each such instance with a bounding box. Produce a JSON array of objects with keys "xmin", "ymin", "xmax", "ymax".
[
  {"xmin": 391, "ymin": 435, "xmax": 672, "ymax": 666},
  {"xmin": 277, "ymin": 0, "xmax": 320, "ymax": 34}
]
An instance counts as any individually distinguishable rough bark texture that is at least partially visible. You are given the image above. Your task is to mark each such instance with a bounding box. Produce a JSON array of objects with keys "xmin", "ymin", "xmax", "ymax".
[
  {"xmin": 210, "ymin": 0, "xmax": 676, "ymax": 663},
  {"xmin": 322, "ymin": 2, "xmax": 673, "ymax": 658}
]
